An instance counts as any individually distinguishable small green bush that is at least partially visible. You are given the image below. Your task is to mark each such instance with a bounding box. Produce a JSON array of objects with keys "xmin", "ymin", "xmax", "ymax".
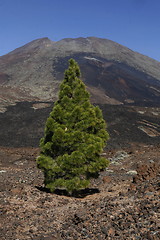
[{"xmin": 37, "ymin": 59, "xmax": 109, "ymax": 193}]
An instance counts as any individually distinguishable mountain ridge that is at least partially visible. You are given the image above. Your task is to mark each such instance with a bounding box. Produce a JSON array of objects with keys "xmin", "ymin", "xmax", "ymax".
[
  {"xmin": 2, "ymin": 37, "xmax": 160, "ymax": 76},
  {"xmin": 0, "ymin": 36, "xmax": 160, "ymax": 112}
]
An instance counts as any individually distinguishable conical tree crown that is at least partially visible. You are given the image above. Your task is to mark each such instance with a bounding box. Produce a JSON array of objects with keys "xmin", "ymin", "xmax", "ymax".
[{"xmin": 37, "ymin": 59, "xmax": 109, "ymax": 193}]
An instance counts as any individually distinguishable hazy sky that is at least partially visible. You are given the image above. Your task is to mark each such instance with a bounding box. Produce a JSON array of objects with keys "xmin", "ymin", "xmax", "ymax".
[{"xmin": 0, "ymin": 0, "xmax": 160, "ymax": 61}]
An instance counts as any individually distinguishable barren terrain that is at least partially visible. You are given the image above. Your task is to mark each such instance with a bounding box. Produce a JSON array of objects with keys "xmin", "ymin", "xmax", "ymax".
[
  {"xmin": 0, "ymin": 144, "xmax": 159, "ymax": 239},
  {"xmin": 0, "ymin": 36, "xmax": 160, "ymax": 239},
  {"xmin": 0, "ymin": 102, "xmax": 159, "ymax": 239}
]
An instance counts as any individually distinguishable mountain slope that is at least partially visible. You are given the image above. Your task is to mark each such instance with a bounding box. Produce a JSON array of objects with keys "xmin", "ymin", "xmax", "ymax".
[{"xmin": 0, "ymin": 37, "xmax": 160, "ymax": 111}]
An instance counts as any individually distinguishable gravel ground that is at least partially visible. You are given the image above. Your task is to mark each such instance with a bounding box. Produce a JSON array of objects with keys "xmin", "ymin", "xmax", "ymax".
[{"xmin": 0, "ymin": 144, "xmax": 159, "ymax": 239}]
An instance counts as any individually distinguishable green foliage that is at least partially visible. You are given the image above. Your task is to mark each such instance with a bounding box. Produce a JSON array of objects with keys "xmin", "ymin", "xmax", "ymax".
[{"xmin": 37, "ymin": 58, "xmax": 109, "ymax": 193}]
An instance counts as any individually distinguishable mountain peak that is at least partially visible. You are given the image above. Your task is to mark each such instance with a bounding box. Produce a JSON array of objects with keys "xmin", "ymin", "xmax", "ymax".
[
  {"xmin": 7, "ymin": 37, "xmax": 53, "ymax": 56},
  {"xmin": 0, "ymin": 36, "xmax": 160, "ymax": 108}
]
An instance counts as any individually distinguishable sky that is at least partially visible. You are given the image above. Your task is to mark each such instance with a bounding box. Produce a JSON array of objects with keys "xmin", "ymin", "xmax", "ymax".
[{"xmin": 0, "ymin": 0, "xmax": 160, "ymax": 61}]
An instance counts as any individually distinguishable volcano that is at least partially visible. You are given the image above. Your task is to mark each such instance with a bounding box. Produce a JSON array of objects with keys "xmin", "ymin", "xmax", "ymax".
[{"xmin": 0, "ymin": 37, "xmax": 160, "ymax": 112}]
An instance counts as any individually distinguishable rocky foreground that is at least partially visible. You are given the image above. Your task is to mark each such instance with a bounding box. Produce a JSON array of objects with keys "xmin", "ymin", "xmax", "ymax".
[{"xmin": 0, "ymin": 144, "xmax": 159, "ymax": 240}]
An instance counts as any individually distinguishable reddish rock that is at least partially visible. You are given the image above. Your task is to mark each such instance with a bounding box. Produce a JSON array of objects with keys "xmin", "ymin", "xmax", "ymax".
[
  {"xmin": 133, "ymin": 162, "xmax": 160, "ymax": 184},
  {"xmin": 108, "ymin": 227, "xmax": 115, "ymax": 236},
  {"xmin": 102, "ymin": 176, "xmax": 112, "ymax": 183}
]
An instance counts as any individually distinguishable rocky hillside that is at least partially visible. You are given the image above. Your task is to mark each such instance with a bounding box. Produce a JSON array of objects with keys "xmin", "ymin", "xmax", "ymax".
[
  {"xmin": 0, "ymin": 37, "xmax": 160, "ymax": 240},
  {"xmin": 0, "ymin": 37, "xmax": 160, "ymax": 112}
]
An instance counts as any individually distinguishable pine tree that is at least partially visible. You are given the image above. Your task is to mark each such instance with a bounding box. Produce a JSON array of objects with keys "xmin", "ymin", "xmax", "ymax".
[{"xmin": 37, "ymin": 59, "xmax": 109, "ymax": 193}]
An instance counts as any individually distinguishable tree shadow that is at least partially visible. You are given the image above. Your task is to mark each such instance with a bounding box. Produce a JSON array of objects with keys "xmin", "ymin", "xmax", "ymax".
[
  {"xmin": 72, "ymin": 188, "xmax": 100, "ymax": 198},
  {"xmin": 35, "ymin": 186, "xmax": 100, "ymax": 198}
]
